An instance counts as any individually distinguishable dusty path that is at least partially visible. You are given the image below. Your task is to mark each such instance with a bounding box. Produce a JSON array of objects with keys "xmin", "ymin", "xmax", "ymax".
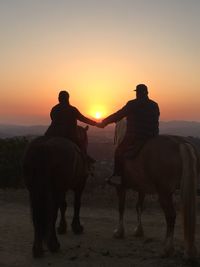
[{"xmin": 0, "ymin": 189, "xmax": 200, "ymax": 267}]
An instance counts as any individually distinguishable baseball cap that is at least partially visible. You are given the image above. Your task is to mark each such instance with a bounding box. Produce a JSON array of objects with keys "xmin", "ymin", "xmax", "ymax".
[{"xmin": 134, "ymin": 84, "xmax": 148, "ymax": 93}]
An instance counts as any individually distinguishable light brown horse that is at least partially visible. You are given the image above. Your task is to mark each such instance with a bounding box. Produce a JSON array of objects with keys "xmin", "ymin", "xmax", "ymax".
[
  {"xmin": 111, "ymin": 120, "xmax": 199, "ymax": 259},
  {"xmin": 23, "ymin": 125, "xmax": 91, "ymax": 258}
]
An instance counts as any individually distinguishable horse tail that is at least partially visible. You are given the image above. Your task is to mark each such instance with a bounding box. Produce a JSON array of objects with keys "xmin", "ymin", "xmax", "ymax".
[
  {"xmin": 180, "ymin": 142, "xmax": 197, "ymax": 257},
  {"xmin": 26, "ymin": 143, "xmax": 48, "ymax": 241}
]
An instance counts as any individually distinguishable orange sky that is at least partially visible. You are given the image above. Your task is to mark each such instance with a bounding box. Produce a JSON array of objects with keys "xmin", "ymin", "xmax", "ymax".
[{"xmin": 0, "ymin": 1, "xmax": 200, "ymax": 125}]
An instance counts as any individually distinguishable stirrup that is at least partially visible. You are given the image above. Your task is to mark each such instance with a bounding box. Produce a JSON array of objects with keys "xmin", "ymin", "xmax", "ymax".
[{"xmin": 105, "ymin": 173, "xmax": 121, "ymax": 186}]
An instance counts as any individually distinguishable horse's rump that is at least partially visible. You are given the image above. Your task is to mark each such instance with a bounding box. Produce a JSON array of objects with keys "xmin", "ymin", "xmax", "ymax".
[
  {"xmin": 24, "ymin": 136, "xmax": 87, "ymax": 191},
  {"xmin": 114, "ymin": 120, "xmax": 200, "ymax": 189},
  {"xmin": 122, "ymin": 134, "xmax": 199, "ymax": 194}
]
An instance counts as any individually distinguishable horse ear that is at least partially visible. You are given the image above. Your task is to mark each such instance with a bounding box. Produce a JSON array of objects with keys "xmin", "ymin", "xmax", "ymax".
[{"xmin": 85, "ymin": 125, "xmax": 89, "ymax": 131}]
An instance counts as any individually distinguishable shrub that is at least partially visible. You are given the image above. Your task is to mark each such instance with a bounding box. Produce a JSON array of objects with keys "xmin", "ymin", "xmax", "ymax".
[{"xmin": 0, "ymin": 137, "xmax": 29, "ymax": 188}]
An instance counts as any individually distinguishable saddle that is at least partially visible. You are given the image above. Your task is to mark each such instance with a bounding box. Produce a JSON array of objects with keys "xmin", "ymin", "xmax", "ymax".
[{"xmin": 124, "ymin": 138, "xmax": 148, "ymax": 160}]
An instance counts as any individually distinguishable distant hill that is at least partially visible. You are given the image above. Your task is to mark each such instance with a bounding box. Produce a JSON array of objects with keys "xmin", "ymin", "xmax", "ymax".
[
  {"xmin": 159, "ymin": 121, "xmax": 200, "ymax": 137},
  {"xmin": 0, "ymin": 124, "xmax": 47, "ymax": 138},
  {"xmin": 1, "ymin": 120, "xmax": 200, "ymax": 140},
  {"xmin": 0, "ymin": 123, "xmax": 115, "ymax": 142}
]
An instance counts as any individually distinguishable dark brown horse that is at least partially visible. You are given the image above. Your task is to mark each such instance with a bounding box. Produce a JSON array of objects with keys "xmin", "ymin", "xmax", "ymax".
[
  {"xmin": 111, "ymin": 120, "xmax": 199, "ymax": 259},
  {"xmin": 23, "ymin": 125, "xmax": 91, "ymax": 257}
]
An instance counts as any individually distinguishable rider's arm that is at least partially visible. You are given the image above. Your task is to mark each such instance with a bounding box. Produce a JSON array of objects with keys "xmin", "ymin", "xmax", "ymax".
[
  {"xmin": 75, "ymin": 108, "xmax": 97, "ymax": 126},
  {"xmin": 155, "ymin": 103, "xmax": 160, "ymax": 117},
  {"xmin": 50, "ymin": 106, "xmax": 57, "ymax": 121},
  {"xmin": 102, "ymin": 104, "xmax": 129, "ymax": 126}
]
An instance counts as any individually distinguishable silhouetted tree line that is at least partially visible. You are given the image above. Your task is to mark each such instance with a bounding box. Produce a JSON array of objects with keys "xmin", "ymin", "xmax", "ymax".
[
  {"xmin": 0, "ymin": 137, "xmax": 29, "ymax": 187},
  {"xmin": 0, "ymin": 136, "xmax": 200, "ymax": 188}
]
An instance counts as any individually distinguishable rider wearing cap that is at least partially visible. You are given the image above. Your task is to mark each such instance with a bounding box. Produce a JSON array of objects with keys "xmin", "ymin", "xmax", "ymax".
[{"xmin": 100, "ymin": 84, "xmax": 160, "ymax": 178}]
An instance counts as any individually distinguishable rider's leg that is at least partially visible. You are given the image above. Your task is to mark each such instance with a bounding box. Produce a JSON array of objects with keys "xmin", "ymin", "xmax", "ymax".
[{"xmin": 105, "ymin": 138, "xmax": 128, "ymax": 184}]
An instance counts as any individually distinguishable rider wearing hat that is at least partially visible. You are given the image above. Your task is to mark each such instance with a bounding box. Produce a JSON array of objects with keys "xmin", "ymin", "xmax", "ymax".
[{"xmin": 99, "ymin": 84, "xmax": 160, "ymax": 179}]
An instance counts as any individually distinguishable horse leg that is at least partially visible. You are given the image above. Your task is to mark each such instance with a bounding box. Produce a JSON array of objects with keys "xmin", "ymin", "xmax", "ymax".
[
  {"xmin": 32, "ymin": 229, "xmax": 43, "ymax": 258},
  {"xmin": 71, "ymin": 189, "xmax": 84, "ymax": 234},
  {"xmin": 134, "ymin": 192, "xmax": 145, "ymax": 237},
  {"xmin": 158, "ymin": 193, "xmax": 176, "ymax": 257},
  {"xmin": 30, "ymin": 190, "xmax": 45, "ymax": 258},
  {"xmin": 46, "ymin": 193, "xmax": 60, "ymax": 253},
  {"xmin": 31, "ymin": 205, "xmax": 44, "ymax": 257},
  {"xmin": 57, "ymin": 194, "xmax": 67, "ymax": 235},
  {"xmin": 113, "ymin": 185, "xmax": 126, "ymax": 238}
]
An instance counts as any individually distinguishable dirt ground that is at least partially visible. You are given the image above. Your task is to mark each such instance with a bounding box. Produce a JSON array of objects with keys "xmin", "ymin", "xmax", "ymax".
[{"xmin": 0, "ymin": 188, "xmax": 200, "ymax": 267}]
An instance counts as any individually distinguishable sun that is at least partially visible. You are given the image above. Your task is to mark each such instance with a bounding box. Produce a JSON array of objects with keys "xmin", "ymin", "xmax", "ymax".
[
  {"xmin": 89, "ymin": 106, "xmax": 107, "ymax": 120},
  {"xmin": 94, "ymin": 111, "xmax": 102, "ymax": 119}
]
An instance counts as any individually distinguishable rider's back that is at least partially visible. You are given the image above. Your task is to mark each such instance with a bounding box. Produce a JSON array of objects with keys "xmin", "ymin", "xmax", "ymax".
[{"xmin": 45, "ymin": 103, "xmax": 79, "ymax": 141}]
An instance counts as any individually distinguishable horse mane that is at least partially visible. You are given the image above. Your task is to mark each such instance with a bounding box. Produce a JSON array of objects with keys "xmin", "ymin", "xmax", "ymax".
[{"xmin": 114, "ymin": 118, "xmax": 127, "ymax": 146}]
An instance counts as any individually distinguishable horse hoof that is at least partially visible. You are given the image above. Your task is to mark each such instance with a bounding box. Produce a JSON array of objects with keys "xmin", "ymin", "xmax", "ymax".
[
  {"xmin": 32, "ymin": 247, "xmax": 44, "ymax": 258},
  {"xmin": 133, "ymin": 226, "xmax": 144, "ymax": 237},
  {"xmin": 71, "ymin": 224, "xmax": 84, "ymax": 235},
  {"xmin": 48, "ymin": 241, "xmax": 60, "ymax": 253},
  {"xmin": 113, "ymin": 228, "xmax": 125, "ymax": 239},
  {"xmin": 57, "ymin": 226, "xmax": 67, "ymax": 235},
  {"xmin": 160, "ymin": 247, "xmax": 174, "ymax": 258},
  {"xmin": 183, "ymin": 247, "xmax": 197, "ymax": 261}
]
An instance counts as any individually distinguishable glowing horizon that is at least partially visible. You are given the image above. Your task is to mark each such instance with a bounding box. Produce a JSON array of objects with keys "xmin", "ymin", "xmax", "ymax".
[{"xmin": 0, "ymin": 1, "xmax": 200, "ymax": 125}]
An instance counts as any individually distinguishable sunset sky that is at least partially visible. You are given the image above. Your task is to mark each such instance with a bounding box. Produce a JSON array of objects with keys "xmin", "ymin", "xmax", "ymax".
[{"xmin": 0, "ymin": 0, "xmax": 200, "ymax": 125}]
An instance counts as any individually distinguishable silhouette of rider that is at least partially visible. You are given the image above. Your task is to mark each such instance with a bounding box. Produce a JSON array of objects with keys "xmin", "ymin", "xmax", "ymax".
[
  {"xmin": 99, "ymin": 84, "xmax": 160, "ymax": 180},
  {"xmin": 45, "ymin": 90, "xmax": 97, "ymax": 150}
]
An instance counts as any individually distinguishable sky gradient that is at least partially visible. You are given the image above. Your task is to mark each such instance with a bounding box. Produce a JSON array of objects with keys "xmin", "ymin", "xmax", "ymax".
[{"xmin": 0, "ymin": 0, "xmax": 200, "ymax": 125}]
